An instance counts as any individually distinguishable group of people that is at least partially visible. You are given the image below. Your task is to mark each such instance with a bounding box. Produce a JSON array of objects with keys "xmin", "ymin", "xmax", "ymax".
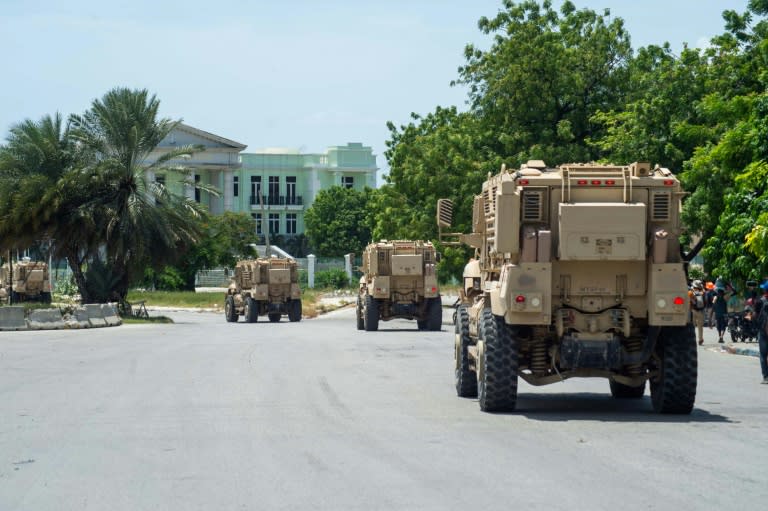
[{"xmin": 689, "ymin": 278, "xmax": 768, "ymax": 384}]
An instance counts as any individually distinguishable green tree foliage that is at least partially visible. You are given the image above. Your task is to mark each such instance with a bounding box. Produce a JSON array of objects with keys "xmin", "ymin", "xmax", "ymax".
[
  {"xmin": 304, "ymin": 186, "xmax": 376, "ymax": 257},
  {"xmin": 454, "ymin": 0, "xmax": 632, "ymax": 164},
  {"xmin": 377, "ymin": 107, "xmax": 488, "ymax": 278},
  {"xmin": 589, "ymin": 45, "xmax": 713, "ymax": 170}
]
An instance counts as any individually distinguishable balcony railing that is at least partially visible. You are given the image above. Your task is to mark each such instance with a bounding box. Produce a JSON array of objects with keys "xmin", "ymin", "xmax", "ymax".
[{"xmin": 249, "ymin": 195, "xmax": 303, "ymax": 206}]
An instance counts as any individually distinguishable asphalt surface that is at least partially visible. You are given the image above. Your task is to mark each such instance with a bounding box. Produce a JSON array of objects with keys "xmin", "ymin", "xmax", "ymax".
[{"xmin": 0, "ymin": 304, "xmax": 766, "ymax": 510}]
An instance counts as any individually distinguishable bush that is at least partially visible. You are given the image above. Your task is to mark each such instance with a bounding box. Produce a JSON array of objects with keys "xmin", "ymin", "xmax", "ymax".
[{"xmin": 314, "ymin": 268, "xmax": 350, "ymax": 289}]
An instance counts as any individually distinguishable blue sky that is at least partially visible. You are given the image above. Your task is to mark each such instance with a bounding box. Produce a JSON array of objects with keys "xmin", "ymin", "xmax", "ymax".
[{"xmin": 1, "ymin": 0, "xmax": 752, "ymax": 173}]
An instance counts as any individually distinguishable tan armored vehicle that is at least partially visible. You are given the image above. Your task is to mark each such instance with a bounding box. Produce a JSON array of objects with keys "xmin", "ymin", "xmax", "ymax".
[
  {"xmin": 225, "ymin": 257, "xmax": 302, "ymax": 323},
  {"xmin": 356, "ymin": 240, "xmax": 442, "ymax": 331},
  {"xmin": 438, "ymin": 161, "xmax": 696, "ymax": 414},
  {"xmin": 0, "ymin": 258, "xmax": 52, "ymax": 304}
]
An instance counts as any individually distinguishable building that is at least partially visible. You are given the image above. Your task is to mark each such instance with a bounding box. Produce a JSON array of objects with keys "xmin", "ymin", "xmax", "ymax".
[
  {"xmin": 235, "ymin": 143, "xmax": 377, "ymax": 239},
  {"xmin": 146, "ymin": 123, "xmax": 247, "ymax": 215},
  {"xmin": 148, "ymin": 124, "xmax": 378, "ymax": 243}
]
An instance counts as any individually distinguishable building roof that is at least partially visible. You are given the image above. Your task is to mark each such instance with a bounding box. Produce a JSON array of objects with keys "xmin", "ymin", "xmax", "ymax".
[{"xmin": 177, "ymin": 123, "xmax": 247, "ymax": 150}]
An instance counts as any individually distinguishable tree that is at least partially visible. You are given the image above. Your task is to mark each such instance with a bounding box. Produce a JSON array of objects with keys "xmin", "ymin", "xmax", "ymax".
[
  {"xmin": 589, "ymin": 44, "xmax": 713, "ymax": 171},
  {"xmin": 0, "ymin": 113, "xmax": 99, "ymax": 297},
  {"xmin": 304, "ymin": 186, "xmax": 376, "ymax": 257},
  {"xmin": 454, "ymin": 0, "xmax": 633, "ymax": 165},
  {"xmin": 0, "ymin": 113, "xmax": 73, "ymax": 248},
  {"xmin": 377, "ymin": 108, "xmax": 488, "ymax": 279},
  {"xmin": 678, "ymin": 2, "xmax": 768, "ymax": 269},
  {"xmin": 67, "ymin": 88, "xmax": 208, "ymax": 302}
]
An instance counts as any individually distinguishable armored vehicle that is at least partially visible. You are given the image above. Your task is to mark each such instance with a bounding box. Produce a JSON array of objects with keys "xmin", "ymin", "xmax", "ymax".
[
  {"xmin": 438, "ymin": 161, "xmax": 696, "ymax": 414},
  {"xmin": 0, "ymin": 258, "xmax": 52, "ymax": 304},
  {"xmin": 356, "ymin": 240, "xmax": 442, "ymax": 331},
  {"xmin": 225, "ymin": 257, "xmax": 302, "ymax": 323}
]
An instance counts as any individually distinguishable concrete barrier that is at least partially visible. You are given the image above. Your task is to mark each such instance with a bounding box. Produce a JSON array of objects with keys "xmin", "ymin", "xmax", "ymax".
[
  {"xmin": 0, "ymin": 306, "xmax": 27, "ymax": 331},
  {"xmin": 27, "ymin": 308, "xmax": 65, "ymax": 330},
  {"xmin": 64, "ymin": 307, "xmax": 91, "ymax": 329},
  {"xmin": 85, "ymin": 304, "xmax": 107, "ymax": 327},
  {"xmin": 102, "ymin": 303, "xmax": 122, "ymax": 326}
]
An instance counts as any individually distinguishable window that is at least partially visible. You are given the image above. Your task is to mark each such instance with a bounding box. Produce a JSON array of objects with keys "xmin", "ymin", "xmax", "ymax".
[
  {"xmin": 251, "ymin": 213, "xmax": 262, "ymax": 234},
  {"xmin": 269, "ymin": 213, "xmax": 280, "ymax": 234},
  {"xmin": 194, "ymin": 174, "xmax": 201, "ymax": 202},
  {"xmin": 286, "ymin": 213, "xmax": 297, "ymax": 234},
  {"xmin": 250, "ymin": 176, "xmax": 262, "ymax": 205},
  {"xmin": 286, "ymin": 176, "xmax": 296, "ymax": 204},
  {"xmin": 269, "ymin": 176, "xmax": 280, "ymax": 203},
  {"xmin": 233, "ymin": 176, "xmax": 239, "ymax": 197},
  {"xmin": 342, "ymin": 176, "xmax": 354, "ymax": 189},
  {"xmin": 155, "ymin": 174, "xmax": 165, "ymax": 186}
]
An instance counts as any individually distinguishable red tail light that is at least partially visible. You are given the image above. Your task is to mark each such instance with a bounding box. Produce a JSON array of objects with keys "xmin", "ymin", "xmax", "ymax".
[{"xmin": 515, "ymin": 295, "xmax": 526, "ymax": 303}]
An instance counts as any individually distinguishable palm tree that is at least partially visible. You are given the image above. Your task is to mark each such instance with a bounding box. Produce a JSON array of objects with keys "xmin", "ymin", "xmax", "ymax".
[
  {"xmin": 0, "ymin": 113, "xmax": 73, "ymax": 246},
  {"xmin": 69, "ymin": 87, "xmax": 210, "ymax": 303}
]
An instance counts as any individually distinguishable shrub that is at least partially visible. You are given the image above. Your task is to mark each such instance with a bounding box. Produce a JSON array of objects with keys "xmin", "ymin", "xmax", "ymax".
[{"xmin": 314, "ymin": 268, "xmax": 350, "ymax": 289}]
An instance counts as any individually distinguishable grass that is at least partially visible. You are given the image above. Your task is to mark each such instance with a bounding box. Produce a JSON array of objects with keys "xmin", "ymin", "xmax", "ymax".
[
  {"xmin": 126, "ymin": 290, "xmax": 226, "ymax": 309},
  {"xmin": 121, "ymin": 316, "xmax": 174, "ymax": 324},
  {"xmin": 125, "ymin": 288, "xmax": 329, "ymax": 318}
]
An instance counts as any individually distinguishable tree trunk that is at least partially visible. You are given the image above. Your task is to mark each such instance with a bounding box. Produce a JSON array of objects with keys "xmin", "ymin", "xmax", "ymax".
[
  {"xmin": 64, "ymin": 252, "xmax": 90, "ymax": 304},
  {"xmin": 682, "ymin": 236, "xmax": 707, "ymax": 263}
]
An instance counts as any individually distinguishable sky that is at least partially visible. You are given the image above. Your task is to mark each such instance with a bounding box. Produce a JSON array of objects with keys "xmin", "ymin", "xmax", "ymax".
[{"xmin": 1, "ymin": 0, "xmax": 752, "ymax": 176}]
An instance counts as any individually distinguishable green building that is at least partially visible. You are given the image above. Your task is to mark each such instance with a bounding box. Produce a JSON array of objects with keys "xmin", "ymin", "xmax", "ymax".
[
  {"xmin": 148, "ymin": 124, "xmax": 378, "ymax": 243},
  {"xmin": 236, "ymin": 144, "xmax": 377, "ymax": 238}
]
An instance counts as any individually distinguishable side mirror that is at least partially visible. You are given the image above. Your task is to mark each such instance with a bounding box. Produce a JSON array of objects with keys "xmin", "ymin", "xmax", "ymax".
[
  {"xmin": 435, "ymin": 252, "xmax": 442, "ymax": 263},
  {"xmin": 437, "ymin": 199, "xmax": 453, "ymax": 228}
]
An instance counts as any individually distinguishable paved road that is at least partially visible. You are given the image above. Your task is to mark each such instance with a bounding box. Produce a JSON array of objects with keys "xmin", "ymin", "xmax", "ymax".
[{"xmin": 0, "ymin": 306, "xmax": 766, "ymax": 510}]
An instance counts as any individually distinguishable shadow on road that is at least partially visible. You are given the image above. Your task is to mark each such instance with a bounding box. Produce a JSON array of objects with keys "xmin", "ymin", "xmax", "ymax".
[
  {"xmin": 361, "ymin": 328, "xmax": 445, "ymax": 333},
  {"xmin": 502, "ymin": 392, "xmax": 733, "ymax": 423}
]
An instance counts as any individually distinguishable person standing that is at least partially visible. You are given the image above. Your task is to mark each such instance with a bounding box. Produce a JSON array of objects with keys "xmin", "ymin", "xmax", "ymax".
[
  {"xmin": 755, "ymin": 281, "xmax": 768, "ymax": 384},
  {"xmin": 711, "ymin": 287, "xmax": 729, "ymax": 343},
  {"xmin": 689, "ymin": 280, "xmax": 707, "ymax": 346},
  {"xmin": 705, "ymin": 282, "xmax": 717, "ymax": 327}
]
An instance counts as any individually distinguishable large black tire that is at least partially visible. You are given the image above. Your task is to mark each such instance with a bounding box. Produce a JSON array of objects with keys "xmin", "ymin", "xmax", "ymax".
[
  {"xmin": 288, "ymin": 299, "xmax": 302, "ymax": 322},
  {"xmin": 364, "ymin": 294, "xmax": 379, "ymax": 331},
  {"xmin": 356, "ymin": 297, "xmax": 365, "ymax": 330},
  {"xmin": 426, "ymin": 296, "xmax": 443, "ymax": 331},
  {"xmin": 478, "ymin": 308, "xmax": 518, "ymax": 412},
  {"xmin": 244, "ymin": 296, "xmax": 258, "ymax": 323},
  {"xmin": 11, "ymin": 291, "xmax": 20, "ymax": 304},
  {"xmin": 40, "ymin": 292, "xmax": 52, "ymax": 304},
  {"xmin": 650, "ymin": 325, "xmax": 697, "ymax": 414},
  {"xmin": 455, "ymin": 305, "xmax": 477, "ymax": 398},
  {"xmin": 609, "ymin": 379, "xmax": 646, "ymax": 399},
  {"xmin": 225, "ymin": 295, "xmax": 238, "ymax": 323},
  {"xmin": 268, "ymin": 313, "xmax": 281, "ymax": 323}
]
